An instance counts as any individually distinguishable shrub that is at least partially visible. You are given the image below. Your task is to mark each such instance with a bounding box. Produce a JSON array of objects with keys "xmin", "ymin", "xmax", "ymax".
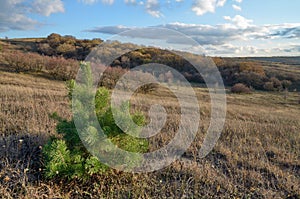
[
  {"xmin": 47, "ymin": 33, "xmax": 62, "ymax": 49},
  {"xmin": 2, "ymin": 51, "xmax": 79, "ymax": 78},
  {"xmin": 3, "ymin": 51, "xmax": 28, "ymax": 72},
  {"xmin": 56, "ymin": 43, "xmax": 76, "ymax": 55},
  {"xmin": 43, "ymin": 62, "xmax": 147, "ymax": 180},
  {"xmin": 234, "ymin": 72, "xmax": 266, "ymax": 90},
  {"xmin": 281, "ymin": 80, "xmax": 292, "ymax": 90},
  {"xmin": 263, "ymin": 77, "xmax": 282, "ymax": 91},
  {"xmin": 263, "ymin": 82, "xmax": 275, "ymax": 91},
  {"xmin": 37, "ymin": 43, "xmax": 55, "ymax": 56},
  {"xmin": 45, "ymin": 56, "xmax": 78, "ymax": 80},
  {"xmin": 231, "ymin": 83, "xmax": 252, "ymax": 94},
  {"xmin": 238, "ymin": 62, "xmax": 265, "ymax": 76},
  {"xmin": 38, "ymin": 33, "xmax": 103, "ymax": 60},
  {"xmin": 269, "ymin": 77, "xmax": 282, "ymax": 90},
  {"xmin": 99, "ymin": 66, "xmax": 126, "ymax": 89}
]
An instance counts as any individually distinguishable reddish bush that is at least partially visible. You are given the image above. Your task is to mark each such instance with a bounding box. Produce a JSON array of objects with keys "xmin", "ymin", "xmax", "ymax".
[
  {"xmin": 2, "ymin": 51, "xmax": 44, "ymax": 72},
  {"xmin": 231, "ymin": 83, "xmax": 252, "ymax": 94},
  {"xmin": 99, "ymin": 66, "xmax": 126, "ymax": 89},
  {"xmin": 45, "ymin": 56, "xmax": 78, "ymax": 80},
  {"xmin": 2, "ymin": 51, "xmax": 79, "ymax": 80}
]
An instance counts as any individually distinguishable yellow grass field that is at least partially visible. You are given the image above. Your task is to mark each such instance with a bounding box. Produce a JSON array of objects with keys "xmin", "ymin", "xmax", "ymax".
[{"xmin": 0, "ymin": 69, "xmax": 299, "ymax": 198}]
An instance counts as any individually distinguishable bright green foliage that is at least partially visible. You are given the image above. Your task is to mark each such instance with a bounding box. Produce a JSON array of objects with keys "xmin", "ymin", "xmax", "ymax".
[
  {"xmin": 43, "ymin": 140, "xmax": 71, "ymax": 179},
  {"xmin": 85, "ymin": 156, "xmax": 108, "ymax": 176},
  {"xmin": 95, "ymin": 87, "xmax": 110, "ymax": 114},
  {"xmin": 43, "ymin": 62, "xmax": 148, "ymax": 180},
  {"xmin": 43, "ymin": 119, "xmax": 108, "ymax": 180},
  {"xmin": 98, "ymin": 102, "xmax": 146, "ymax": 138},
  {"xmin": 111, "ymin": 134, "xmax": 148, "ymax": 153},
  {"xmin": 66, "ymin": 79, "xmax": 76, "ymax": 100}
]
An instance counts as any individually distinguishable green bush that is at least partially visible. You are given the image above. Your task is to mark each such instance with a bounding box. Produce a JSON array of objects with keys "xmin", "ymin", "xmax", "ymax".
[{"xmin": 43, "ymin": 62, "xmax": 147, "ymax": 180}]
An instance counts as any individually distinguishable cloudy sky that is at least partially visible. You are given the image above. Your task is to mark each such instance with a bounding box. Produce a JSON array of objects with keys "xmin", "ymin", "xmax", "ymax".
[{"xmin": 0, "ymin": 0, "xmax": 299, "ymax": 56}]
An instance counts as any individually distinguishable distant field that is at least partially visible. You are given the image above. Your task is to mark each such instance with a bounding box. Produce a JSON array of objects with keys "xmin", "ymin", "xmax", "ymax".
[
  {"xmin": 249, "ymin": 56, "xmax": 300, "ymax": 65},
  {"xmin": 222, "ymin": 56, "xmax": 300, "ymax": 91},
  {"xmin": 0, "ymin": 38, "xmax": 44, "ymax": 52},
  {"xmin": 0, "ymin": 70, "xmax": 299, "ymax": 198}
]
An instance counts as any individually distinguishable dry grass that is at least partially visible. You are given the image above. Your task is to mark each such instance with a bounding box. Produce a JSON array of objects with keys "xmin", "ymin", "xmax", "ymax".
[
  {"xmin": 0, "ymin": 71, "xmax": 71, "ymax": 136},
  {"xmin": 0, "ymin": 70, "xmax": 299, "ymax": 198},
  {"xmin": 0, "ymin": 71, "xmax": 71, "ymax": 198}
]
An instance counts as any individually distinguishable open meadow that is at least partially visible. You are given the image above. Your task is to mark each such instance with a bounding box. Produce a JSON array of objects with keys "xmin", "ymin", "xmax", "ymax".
[{"xmin": 0, "ymin": 67, "xmax": 299, "ymax": 198}]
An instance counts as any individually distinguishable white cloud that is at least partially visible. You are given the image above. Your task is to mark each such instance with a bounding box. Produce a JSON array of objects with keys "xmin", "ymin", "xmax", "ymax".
[
  {"xmin": 79, "ymin": 0, "xmax": 115, "ymax": 5},
  {"xmin": 102, "ymin": 0, "xmax": 114, "ymax": 4},
  {"xmin": 216, "ymin": 0, "xmax": 226, "ymax": 7},
  {"xmin": 224, "ymin": 15, "xmax": 253, "ymax": 29},
  {"xmin": 78, "ymin": 0, "xmax": 99, "ymax": 4},
  {"xmin": 79, "ymin": 0, "xmax": 226, "ymax": 17},
  {"xmin": 145, "ymin": 0, "xmax": 162, "ymax": 18},
  {"xmin": 87, "ymin": 19, "xmax": 300, "ymax": 56},
  {"xmin": 125, "ymin": 0, "xmax": 136, "ymax": 4},
  {"xmin": 88, "ymin": 25, "xmax": 133, "ymax": 34},
  {"xmin": 88, "ymin": 18, "xmax": 300, "ymax": 45},
  {"xmin": 79, "ymin": 0, "xmax": 162, "ymax": 17},
  {"xmin": 192, "ymin": 0, "xmax": 227, "ymax": 16},
  {"xmin": 234, "ymin": 0, "xmax": 243, "ymax": 3},
  {"xmin": 32, "ymin": 0, "xmax": 64, "ymax": 16},
  {"xmin": 0, "ymin": 0, "xmax": 64, "ymax": 32},
  {"xmin": 216, "ymin": 45, "xmax": 264, "ymax": 56},
  {"xmin": 232, "ymin": 4, "xmax": 241, "ymax": 11}
]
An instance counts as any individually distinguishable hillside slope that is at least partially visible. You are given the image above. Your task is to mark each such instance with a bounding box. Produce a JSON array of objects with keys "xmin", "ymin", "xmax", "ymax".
[{"xmin": 0, "ymin": 69, "xmax": 299, "ymax": 198}]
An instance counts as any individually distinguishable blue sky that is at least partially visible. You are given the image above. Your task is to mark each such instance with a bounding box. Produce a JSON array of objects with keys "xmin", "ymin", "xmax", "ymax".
[{"xmin": 0, "ymin": 0, "xmax": 299, "ymax": 56}]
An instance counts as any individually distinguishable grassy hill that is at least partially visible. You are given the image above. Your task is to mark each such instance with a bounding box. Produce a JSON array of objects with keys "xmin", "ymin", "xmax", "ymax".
[
  {"xmin": 0, "ymin": 68, "xmax": 299, "ymax": 198},
  {"xmin": 0, "ymin": 36, "xmax": 299, "ymax": 198}
]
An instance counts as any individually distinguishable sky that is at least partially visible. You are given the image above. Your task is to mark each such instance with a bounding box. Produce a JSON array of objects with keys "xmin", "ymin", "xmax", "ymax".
[{"xmin": 0, "ymin": 0, "xmax": 299, "ymax": 57}]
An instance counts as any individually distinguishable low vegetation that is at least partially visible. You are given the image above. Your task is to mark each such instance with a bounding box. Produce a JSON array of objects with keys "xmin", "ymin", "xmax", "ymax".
[
  {"xmin": 0, "ymin": 37, "xmax": 299, "ymax": 198},
  {"xmin": 43, "ymin": 63, "xmax": 147, "ymax": 180},
  {"xmin": 1, "ymin": 35, "xmax": 299, "ymax": 91},
  {"xmin": 231, "ymin": 83, "xmax": 252, "ymax": 94},
  {"xmin": 1, "ymin": 51, "xmax": 78, "ymax": 80}
]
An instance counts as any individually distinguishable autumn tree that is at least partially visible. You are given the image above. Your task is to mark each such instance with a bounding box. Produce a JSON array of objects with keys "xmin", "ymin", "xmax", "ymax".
[
  {"xmin": 47, "ymin": 33, "xmax": 62, "ymax": 49},
  {"xmin": 238, "ymin": 62, "xmax": 265, "ymax": 76}
]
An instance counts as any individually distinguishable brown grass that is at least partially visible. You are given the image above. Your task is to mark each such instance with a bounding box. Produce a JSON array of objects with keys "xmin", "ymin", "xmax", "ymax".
[{"xmin": 0, "ymin": 70, "xmax": 299, "ymax": 198}]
